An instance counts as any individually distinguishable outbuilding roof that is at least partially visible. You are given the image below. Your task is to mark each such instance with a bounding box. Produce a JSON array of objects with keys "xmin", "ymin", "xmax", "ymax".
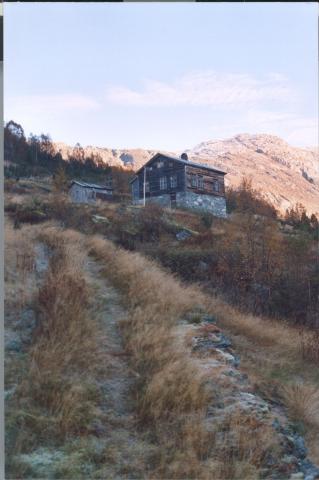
[{"xmin": 70, "ymin": 180, "xmax": 112, "ymax": 191}]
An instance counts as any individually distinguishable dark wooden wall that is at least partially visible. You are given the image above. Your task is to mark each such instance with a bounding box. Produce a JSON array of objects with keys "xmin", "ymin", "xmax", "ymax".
[
  {"xmin": 136, "ymin": 155, "xmax": 185, "ymax": 199},
  {"xmin": 185, "ymin": 165, "xmax": 225, "ymax": 197},
  {"xmin": 132, "ymin": 154, "xmax": 226, "ymax": 200}
]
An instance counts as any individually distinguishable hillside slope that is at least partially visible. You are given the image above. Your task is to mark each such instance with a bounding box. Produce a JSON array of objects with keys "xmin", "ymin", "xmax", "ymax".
[
  {"xmin": 54, "ymin": 134, "xmax": 319, "ymax": 215},
  {"xmin": 188, "ymin": 134, "xmax": 319, "ymax": 216}
]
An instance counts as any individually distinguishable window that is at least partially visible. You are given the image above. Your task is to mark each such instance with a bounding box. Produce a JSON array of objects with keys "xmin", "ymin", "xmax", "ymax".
[
  {"xmin": 190, "ymin": 174, "xmax": 204, "ymax": 189},
  {"xmin": 145, "ymin": 181, "xmax": 150, "ymax": 193},
  {"xmin": 170, "ymin": 175, "xmax": 177, "ymax": 188},
  {"xmin": 157, "ymin": 161, "xmax": 164, "ymax": 168},
  {"xmin": 191, "ymin": 175, "xmax": 197, "ymax": 187},
  {"xmin": 160, "ymin": 176, "xmax": 167, "ymax": 190},
  {"xmin": 213, "ymin": 180, "xmax": 219, "ymax": 192}
]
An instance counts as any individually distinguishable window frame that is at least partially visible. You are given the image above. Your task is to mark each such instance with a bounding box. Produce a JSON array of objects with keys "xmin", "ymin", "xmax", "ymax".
[
  {"xmin": 170, "ymin": 174, "xmax": 177, "ymax": 189},
  {"xmin": 160, "ymin": 176, "xmax": 167, "ymax": 190},
  {"xmin": 197, "ymin": 175, "xmax": 204, "ymax": 190},
  {"xmin": 213, "ymin": 180, "xmax": 220, "ymax": 193},
  {"xmin": 191, "ymin": 174, "xmax": 197, "ymax": 188}
]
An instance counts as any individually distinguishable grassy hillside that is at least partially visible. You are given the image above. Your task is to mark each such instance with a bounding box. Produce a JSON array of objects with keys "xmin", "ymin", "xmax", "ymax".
[{"xmin": 4, "ymin": 177, "xmax": 319, "ymax": 479}]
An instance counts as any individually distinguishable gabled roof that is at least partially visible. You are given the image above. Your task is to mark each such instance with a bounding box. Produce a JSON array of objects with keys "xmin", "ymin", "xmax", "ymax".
[
  {"xmin": 70, "ymin": 180, "xmax": 112, "ymax": 191},
  {"xmin": 131, "ymin": 152, "xmax": 226, "ymax": 182}
]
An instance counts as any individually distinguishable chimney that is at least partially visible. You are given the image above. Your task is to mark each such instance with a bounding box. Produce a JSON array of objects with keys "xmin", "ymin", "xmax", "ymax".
[{"xmin": 181, "ymin": 152, "xmax": 188, "ymax": 161}]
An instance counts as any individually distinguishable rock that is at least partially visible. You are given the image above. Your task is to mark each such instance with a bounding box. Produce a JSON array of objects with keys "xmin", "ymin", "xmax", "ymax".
[
  {"xmin": 286, "ymin": 434, "xmax": 307, "ymax": 459},
  {"xmin": 290, "ymin": 473, "xmax": 305, "ymax": 480},
  {"xmin": 202, "ymin": 314, "xmax": 217, "ymax": 324},
  {"xmin": 34, "ymin": 243, "xmax": 50, "ymax": 276},
  {"xmin": 20, "ymin": 309, "xmax": 36, "ymax": 329},
  {"xmin": 299, "ymin": 459, "xmax": 319, "ymax": 479},
  {"xmin": 92, "ymin": 214, "xmax": 110, "ymax": 225},
  {"xmin": 212, "ymin": 333, "xmax": 232, "ymax": 349},
  {"xmin": 176, "ymin": 229, "xmax": 192, "ymax": 241},
  {"xmin": 216, "ymin": 349, "xmax": 240, "ymax": 367},
  {"xmin": 192, "ymin": 333, "xmax": 231, "ymax": 353},
  {"xmin": 198, "ymin": 260, "xmax": 209, "ymax": 272},
  {"xmin": 282, "ymin": 455, "xmax": 299, "ymax": 466},
  {"xmin": 6, "ymin": 338, "xmax": 22, "ymax": 352},
  {"xmin": 5, "ymin": 386, "xmax": 16, "ymax": 401},
  {"xmin": 236, "ymin": 392, "xmax": 270, "ymax": 416}
]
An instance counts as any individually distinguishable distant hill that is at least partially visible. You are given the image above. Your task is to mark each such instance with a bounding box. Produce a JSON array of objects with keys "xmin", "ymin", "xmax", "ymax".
[{"xmin": 53, "ymin": 134, "xmax": 319, "ymax": 215}]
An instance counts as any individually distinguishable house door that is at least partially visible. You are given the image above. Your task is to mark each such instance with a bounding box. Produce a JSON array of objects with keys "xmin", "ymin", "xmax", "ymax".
[{"xmin": 170, "ymin": 193, "xmax": 176, "ymax": 208}]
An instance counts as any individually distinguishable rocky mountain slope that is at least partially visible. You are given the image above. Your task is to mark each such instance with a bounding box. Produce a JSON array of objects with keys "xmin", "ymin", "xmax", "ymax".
[
  {"xmin": 188, "ymin": 134, "xmax": 319, "ymax": 216},
  {"xmin": 54, "ymin": 134, "xmax": 319, "ymax": 215}
]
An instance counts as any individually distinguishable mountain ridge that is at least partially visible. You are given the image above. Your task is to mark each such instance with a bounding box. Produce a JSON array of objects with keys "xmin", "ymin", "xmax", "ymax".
[{"xmin": 53, "ymin": 133, "xmax": 319, "ymax": 215}]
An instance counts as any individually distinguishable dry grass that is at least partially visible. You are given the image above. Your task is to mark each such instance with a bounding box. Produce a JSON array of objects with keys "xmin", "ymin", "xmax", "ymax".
[
  {"xmin": 6, "ymin": 226, "xmax": 105, "ymax": 479},
  {"xmin": 23, "ymin": 230, "xmax": 101, "ymax": 436},
  {"xmin": 280, "ymin": 383, "xmax": 319, "ymax": 427},
  {"xmin": 4, "ymin": 219, "xmax": 37, "ymax": 310},
  {"xmin": 85, "ymin": 233, "xmax": 282, "ymax": 478},
  {"xmin": 299, "ymin": 328, "xmax": 319, "ymax": 363},
  {"xmin": 208, "ymin": 295, "xmax": 298, "ymax": 351},
  {"xmin": 6, "ymin": 218, "xmax": 317, "ymax": 476}
]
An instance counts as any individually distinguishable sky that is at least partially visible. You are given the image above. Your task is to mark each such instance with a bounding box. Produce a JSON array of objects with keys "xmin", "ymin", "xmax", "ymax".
[{"xmin": 4, "ymin": 2, "xmax": 318, "ymax": 150}]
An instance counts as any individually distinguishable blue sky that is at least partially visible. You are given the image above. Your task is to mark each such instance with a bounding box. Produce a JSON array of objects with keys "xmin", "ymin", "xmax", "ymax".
[{"xmin": 4, "ymin": 2, "xmax": 318, "ymax": 150}]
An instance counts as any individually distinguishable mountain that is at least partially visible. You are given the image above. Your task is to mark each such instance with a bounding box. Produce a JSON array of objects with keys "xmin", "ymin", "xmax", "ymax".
[
  {"xmin": 187, "ymin": 134, "xmax": 319, "ymax": 216},
  {"xmin": 53, "ymin": 142, "xmax": 156, "ymax": 170},
  {"xmin": 53, "ymin": 134, "xmax": 319, "ymax": 215}
]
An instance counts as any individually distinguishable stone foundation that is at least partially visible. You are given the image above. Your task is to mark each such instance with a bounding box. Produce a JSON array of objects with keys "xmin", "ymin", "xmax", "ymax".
[
  {"xmin": 177, "ymin": 192, "xmax": 227, "ymax": 218},
  {"xmin": 134, "ymin": 191, "xmax": 227, "ymax": 218}
]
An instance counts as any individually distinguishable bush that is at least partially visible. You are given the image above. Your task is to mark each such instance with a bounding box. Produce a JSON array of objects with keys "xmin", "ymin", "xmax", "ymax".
[
  {"xmin": 201, "ymin": 211, "xmax": 214, "ymax": 229},
  {"xmin": 137, "ymin": 203, "xmax": 166, "ymax": 242},
  {"xmin": 226, "ymin": 177, "xmax": 277, "ymax": 218},
  {"xmin": 154, "ymin": 247, "xmax": 217, "ymax": 280}
]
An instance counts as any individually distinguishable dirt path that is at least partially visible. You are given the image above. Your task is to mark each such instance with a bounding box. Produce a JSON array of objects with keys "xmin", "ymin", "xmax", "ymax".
[
  {"xmin": 83, "ymin": 257, "xmax": 156, "ymax": 479},
  {"xmin": 7, "ymin": 248, "xmax": 156, "ymax": 479}
]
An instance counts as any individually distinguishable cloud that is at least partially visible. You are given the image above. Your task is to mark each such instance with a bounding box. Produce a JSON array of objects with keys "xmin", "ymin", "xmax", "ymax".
[
  {"xmin": 105, "ymin": 71, "xmax": 296, "ymax": 107},
  {"xmin": 5, "ymin": 93, "xmax": 100, "ymax": 118},
  {"xmin": 208, "ymin": 110, "xmax": 318, "ymax": 147}
]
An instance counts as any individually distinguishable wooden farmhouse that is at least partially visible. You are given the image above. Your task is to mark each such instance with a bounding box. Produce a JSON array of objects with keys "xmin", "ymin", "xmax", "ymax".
[
  {"xmin": 130, "ymin": 152, "xmax": 227, "ymax": 217},
  {"xmin": 69, "ymin": 180, "xmax": 113, "ymax": 204}
]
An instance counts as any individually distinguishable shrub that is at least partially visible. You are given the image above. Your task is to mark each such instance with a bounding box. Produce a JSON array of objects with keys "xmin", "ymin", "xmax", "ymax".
[
  {"xmin": 226, "ymin": 177, "xmax": 277, "ymax": 218},
  {"xmin": 154, "ymin": 247, "xmax": 217, "ymax": 280},
  {"xmin": 201, "ymin": 211, "xmax": 214, "ymax": 229},
  {"xmin": 280, "ymin": 382, "xmax": 319, "ymax": 427},
  {"xmin": 137, "ymin": 203, "xmax": 166, "ymax": 242}
]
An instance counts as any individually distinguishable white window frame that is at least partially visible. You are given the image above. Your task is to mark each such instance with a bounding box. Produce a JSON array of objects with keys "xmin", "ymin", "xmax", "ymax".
[{"xmin": 160, "ymin": 176, "xmax": 167, "ymax": 190}]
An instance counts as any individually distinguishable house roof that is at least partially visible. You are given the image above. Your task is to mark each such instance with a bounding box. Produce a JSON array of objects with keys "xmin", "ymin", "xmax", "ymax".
[
  {"xmin": 130, "ymin": 152, "xmax": 226, "ymax": 182},
  {"xmin": 70, "ymin": 180, "xmax": 112, "ymax": 191}
]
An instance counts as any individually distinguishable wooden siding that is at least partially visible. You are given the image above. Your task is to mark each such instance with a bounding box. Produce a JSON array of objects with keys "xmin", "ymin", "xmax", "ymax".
[
  {"xmin": 136, "ymin": 155, "xmax": 186, "ymax": 199},
  {"xmin": 69, "ymin": 184, "xmax": 112, "ymax": 204},
  {"xmin": 185, "ymin": 165, "xmax": 225, "ymax": 197}
]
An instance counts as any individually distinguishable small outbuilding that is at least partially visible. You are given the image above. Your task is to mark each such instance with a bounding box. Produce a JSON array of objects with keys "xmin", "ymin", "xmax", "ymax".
[{"xmin": 69, "ymin": 180, "xmax": 112, "ymax": 204}]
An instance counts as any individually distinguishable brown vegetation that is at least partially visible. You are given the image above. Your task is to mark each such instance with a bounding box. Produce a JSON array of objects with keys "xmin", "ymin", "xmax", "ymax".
[
  {"xmin": 5, "ymin": 227, "xmax": 106, "ymax": 478},
  {"xmin": 4, "ymin": 176, "xmax": 319, "ymax": 476},
  {"xmin": 86, "ymin": 233, "xmax": 284, "ymax": 478}
]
